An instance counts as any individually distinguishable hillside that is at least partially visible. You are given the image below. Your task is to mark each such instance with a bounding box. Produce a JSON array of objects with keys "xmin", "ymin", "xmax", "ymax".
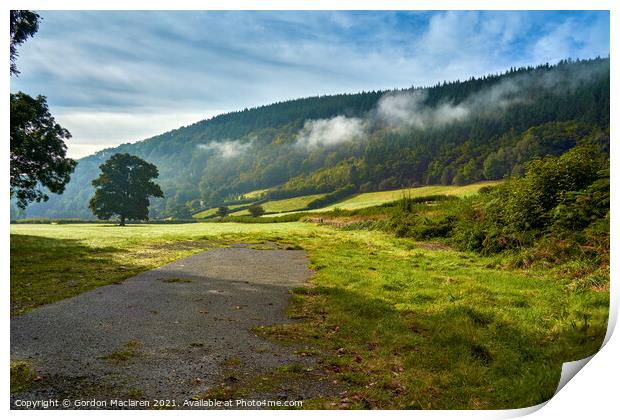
[
  {"xmin": 20, "ymin": 57, "xmax": 610, "ymax": 220},
  {"xmin": 279, "ymin": 181, "xmax": 501, "ymax": 214}
]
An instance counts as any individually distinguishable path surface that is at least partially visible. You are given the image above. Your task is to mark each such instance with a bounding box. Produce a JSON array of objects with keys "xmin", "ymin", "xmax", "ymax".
[{"xmin": 11, "ymin": 244, "xmax": 331, "ymax": 407}]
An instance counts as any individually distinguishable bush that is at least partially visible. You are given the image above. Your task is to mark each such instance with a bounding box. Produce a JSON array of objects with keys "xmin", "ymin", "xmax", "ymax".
[
  {"xmin": 247, "ymin": 205, "xmax": 265, "ymax": 217},
  {"xmin": 216, "ymin": 206, "xmax": 229, "ymax": 217},
  {"xmin": 382, "ymin": 144, "xmax": 609, "ymax": 260},
  {"xmin": 551, "ymin": 170, "xmax": 609, "ymax": 231},
  {"xmin": 497, "ymin": 143, "xmax": 602, "ymax": 231},
  {"xmin": 386, "ymin": 213, "xmax": 455, "ymax": 240},
  {"xmin": 477, "ymin": 185, "xmax": 496, "ymax": 194}
]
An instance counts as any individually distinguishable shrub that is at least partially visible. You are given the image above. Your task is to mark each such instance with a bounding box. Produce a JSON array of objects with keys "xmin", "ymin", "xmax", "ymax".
[
  {"xmin": 216, "ymin": 206, "xmax": 229, "ymax": 217},
  {"xmin": 477, "ymin": 185, "xmax": 496, "ymax": 194},
  {"xmin": 247, "ymin": 205, "xmax": 266, "ymax": 217},
  {"xmin": 498, "ymin": 143, "xmax": 602, "ymax": 231}
]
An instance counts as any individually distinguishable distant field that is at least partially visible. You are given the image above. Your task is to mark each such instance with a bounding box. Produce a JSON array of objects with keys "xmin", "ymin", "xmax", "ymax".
[
  {"xmin": 231, "ymin": 193, "xmax": 326, "ymax": 215},
  {"xmin": 192, "ymin": 208, "xmax": 218, "ymax": 218},
  {"xmin": 193, "ymin": 203, "xmax": 246, "ymax": 218},
  {"xmin": 243, "ymin": 189, "xmax": 268, "ymax": 199},
  {"xmin": 197, "ymin": 182, "xmax": 499, "ymax": 218},
  {"xmin": 270, "ymin": 181, "xmax": 501, "ymax": 216},
  {"xmin": 316, "ymin": 181, "xmax": 501, "ymax": 211}
]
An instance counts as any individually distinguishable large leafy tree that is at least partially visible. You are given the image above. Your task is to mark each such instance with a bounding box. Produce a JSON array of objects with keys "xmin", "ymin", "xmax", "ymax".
[
  {"xmin": 10, "ymin": 93, "xmax": 77, "ymax": 208},
  {"xmin": 89, "ymin": 153, "xmax": 164, "ymax": 226},
  {"xmin": 10, "ymin": 10, "xmax": 76, "ymax": 209}
]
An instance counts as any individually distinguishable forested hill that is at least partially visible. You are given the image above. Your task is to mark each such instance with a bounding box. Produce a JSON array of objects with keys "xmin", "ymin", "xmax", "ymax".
[{"xmin": 20, "ymin": 57, "xmax": 610, "ymax": 219}]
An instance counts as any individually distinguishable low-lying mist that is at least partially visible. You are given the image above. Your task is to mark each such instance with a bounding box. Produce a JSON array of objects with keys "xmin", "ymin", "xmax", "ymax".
[
  {"xmin": 197, "ymin": 139, "xmax": 252, "ymax": 158},
  {"xmin": 294, "ymin": 59, "xmax": 608, "ymax": 149}
]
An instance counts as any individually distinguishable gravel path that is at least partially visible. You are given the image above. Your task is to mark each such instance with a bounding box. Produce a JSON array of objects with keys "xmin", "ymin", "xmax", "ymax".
[{"xmin": 11, "ymin": 244, "xmax": 332, "ymax": 407}]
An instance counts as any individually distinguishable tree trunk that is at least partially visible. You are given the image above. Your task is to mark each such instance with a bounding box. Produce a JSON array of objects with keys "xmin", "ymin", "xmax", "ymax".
[{"xmin": 119, "ymin": 215, "xmax": 126, "ymax": 226}]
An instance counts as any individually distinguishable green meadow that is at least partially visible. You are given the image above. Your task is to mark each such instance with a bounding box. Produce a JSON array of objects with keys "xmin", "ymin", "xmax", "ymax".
[
  {"xmin": 312, "ymin": 181, "xmax": 501, "ymax": 211},
  {"xmin": 268, "ymin": 181, "xmax": 501, "ymax": 216},
  {"xmin": 231, "ymin": 193, "xmax": 327, "ymax": 215},
  {"xmin": 193, "ymin": 203, "xmax": 246, "ymax": 218},
  {"xmin": 10, "ymin": 219, "xmax": 608, "ymax": 408}
]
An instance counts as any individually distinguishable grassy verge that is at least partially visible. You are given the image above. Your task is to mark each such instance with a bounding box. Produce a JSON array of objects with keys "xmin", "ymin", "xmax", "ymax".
[
  {"xmin": 10, "ymin": 222, "xmax": 608, "ymax": 408},
  {"xmin": 256, "ymin": 230, "xmax": 608, "ymax": 408}
]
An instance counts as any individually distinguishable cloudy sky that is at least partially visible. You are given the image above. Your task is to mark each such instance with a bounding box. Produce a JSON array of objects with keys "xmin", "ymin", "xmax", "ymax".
[{"xmin": 10, "ymin": 10, "xmax": 609, "ymax": 158}]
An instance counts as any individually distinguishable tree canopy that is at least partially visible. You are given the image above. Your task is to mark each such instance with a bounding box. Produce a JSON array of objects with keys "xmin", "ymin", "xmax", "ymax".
[
  {"xmin": 216, "ymin": 206, "xmax": 230, "ymax": 217},
  {"xmin": 248, "ymin": 205, "xmax": 265, "ymax": 217},
  {"xmin": 10, "ymin": 92, "xmax": 76, "ymax": 208},
  {"xmin": 10, "ymin": 10, "xmax": 40, "ymax": 75},
  {"xmin": 88, "ymin": 153, "xmax": 164, "ymax": 225}
]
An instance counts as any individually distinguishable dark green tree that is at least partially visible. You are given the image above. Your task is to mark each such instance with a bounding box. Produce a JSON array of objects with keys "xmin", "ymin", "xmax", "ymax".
[
  {"xmin": 216, "ymin": 206, "xmax": 229, "ymax": 217},
  {"xmin": 248, "ymin": 204, "xmax": 265, "ymax": 217},
  {"xmin": 493, "ymin": 143, "xmax": 602, "ymax": 231},
  {"xmin": 10, "ymin": 92, "xmax": 76, "ymax": 208},
  {"xmin": 89, "ymin": 153, "xmax": 164, "ymax": 226},
  {"xmin": 483, "ymin": 150, "xmax": 507, "ymax": 180}
]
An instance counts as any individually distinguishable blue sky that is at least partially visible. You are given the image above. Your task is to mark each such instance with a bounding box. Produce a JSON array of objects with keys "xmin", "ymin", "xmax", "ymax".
[{"xmin": 10, "ymin": 10, "xmax": 610, "ymax": 158}]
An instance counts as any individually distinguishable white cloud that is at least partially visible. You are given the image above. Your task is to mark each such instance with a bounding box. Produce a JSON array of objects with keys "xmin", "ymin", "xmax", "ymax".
[{"xmin": 532, "ymin": 14, "xmax": 610, "ymax": 65}]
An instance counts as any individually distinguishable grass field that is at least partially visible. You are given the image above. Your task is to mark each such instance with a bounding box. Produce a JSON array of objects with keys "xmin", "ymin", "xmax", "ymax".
[
  {"xmin": 231, "ymin": 193, "xmax": 326, "ymax": 215},
  {"xmin": 243, "ymin": 188, "xmax": 268, "ymax": 199},
  {"xmin": 193, "ymin": 203, "xmax": 246, "ymax": 219},
  {"xmin": 10, "ymin": 220, "xmax": 608, "ymax": 408},
  {"xmin": 192, "ymin": 208, "xmax": 218, "ymax": 218},
  {"xmin": 197, "ymin": 182, "xmax": 499, "ymax": 219},
  {"xmin": 268, "ymin": 182, "xmax": 501, "ymax": 216},
  {"xmin": 311, "ymin": 181, "xmax": 501, "ymax": 211}
]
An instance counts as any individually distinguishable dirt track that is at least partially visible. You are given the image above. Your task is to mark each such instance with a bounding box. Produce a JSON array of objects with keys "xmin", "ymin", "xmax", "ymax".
[{"xmin": 11, "ymin": 244, "xmax": 333, "ymax": 408}]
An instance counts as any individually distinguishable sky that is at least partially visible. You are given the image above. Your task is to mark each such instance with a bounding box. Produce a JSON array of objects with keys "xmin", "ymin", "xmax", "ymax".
[{"xmin": 10, "ymin": 10, "xmax": 610, "ymax": 158}]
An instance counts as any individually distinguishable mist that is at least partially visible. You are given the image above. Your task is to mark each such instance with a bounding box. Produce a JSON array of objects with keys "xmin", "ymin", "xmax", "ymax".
[
  {"xmin": 197, "ymin": 139, "xmax": 252, "ymax": 158},
  {"xmin": 376, "ymin": 90, "xmax": 469, "ymax": 130},
  {"xmin": 295, "ymin": 59, "xmax": 608, "ymax": 147},
  {"xmin": 295, "ymin": 116, "xmax": 366, "ymax": 149}
]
